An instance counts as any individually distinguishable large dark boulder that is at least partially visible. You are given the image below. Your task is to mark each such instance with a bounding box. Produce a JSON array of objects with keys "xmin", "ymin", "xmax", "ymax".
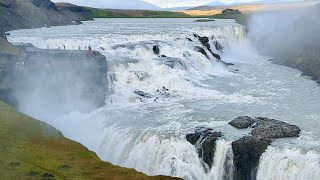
[
  {"xmin": 229, "ymin": 117, "xmax": 301, "ymax": 139},
  {"xmin": 230, "ymin": 116, "xmax": 301, "ymax": 180},
  {"xmin": 251, "ymin": 117, "xmax": 301, "ymax": 139},
  {"xmin": 152, "ymin": 45, "xmax": 160, "ymax": 55},
  {"xmin": 186, "ymin": 127, "xmax": 222, "ymax": 169},
  {"xmin": 232, "ymin": 136, "xmax": 271, "ymax": 180}
]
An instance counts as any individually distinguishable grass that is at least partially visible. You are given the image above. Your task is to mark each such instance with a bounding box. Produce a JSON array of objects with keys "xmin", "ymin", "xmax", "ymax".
[
  {"xmin": 0, "ymin": 37, "xmax": 19, "ymax": 56},
  {"xmin": 0, "ymin": 100, "xmax": 179, "ymax": 179},
  {"xmin": 84, "ymin": 7, "xmax": 247, "ymax": 25},
  {"xmin": 86, "ymin": 8, "xmax": 201, "ymax": 18}
]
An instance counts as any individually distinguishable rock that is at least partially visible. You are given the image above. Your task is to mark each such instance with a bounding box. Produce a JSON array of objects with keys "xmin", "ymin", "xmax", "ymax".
[
  {"xmin": 230, "ymin": 116, "xmax": 301, "ymax": 180},
  {"xmin": 195, "ymin": 46, "xmax": 209, "ymax": 59},
  {"xmin": 213, "ymin": 40, "xmax": 223, "ymax": 51},
  {"xmin": 161, "ymin": 55, "xmax": 167, "ymax": 58},
  {"xmin": 193, "ymin": 34, "xmax": 209, "ymax": 45},
  {"xmin": 210, "ymin": 51, "xmax": 222, "ymax": 61},
  {"xmin": 134, "ymin": 90, "xmax": 151, "ymax": 98},
  {"xmin": 229, "ymin": 116, "xmax": 258, "ymax": 129},
  {"xmin": 5, "ymin": 32, "xmax": 10, "ymax": 36},
  {"xmin": 229, "ymin": 116, "xmax": 301, "ymax": 139},
  {"xmin": 186, "ymin": 38, "xmax": 193, "ymax": 42},
  {"xmin": 194, "ymin": 34, "xmax": 222, "ymax": 61},
  {"xmin": 186, "ymin": 127, "xmax": 222, "ymax": 169},
  {"xmin": 251, "ymin": 117, "xmax": 301, "ymax": 139},
  {"xmin": 152, "ymin": 45, "xmax": 160, "ymax": 55},
  {"xmin": 232, "ymin": 136, "xmax": 271, "ymax": 180}
]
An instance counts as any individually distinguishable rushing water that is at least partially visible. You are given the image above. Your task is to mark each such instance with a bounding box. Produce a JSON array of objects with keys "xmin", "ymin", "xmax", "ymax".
[{"xmin": 8, "ymin": 18, "xmax": 320, "ymax": 180}]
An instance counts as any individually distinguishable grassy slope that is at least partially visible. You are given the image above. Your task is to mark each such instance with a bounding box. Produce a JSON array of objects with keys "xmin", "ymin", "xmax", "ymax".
[
  {"xmin": 0, "ymin": 37, "xmax": 19, "ymax": 56},
  {"xmin": 0, "ymin": 100, "xmax": 178, "ymax": 179},
  {"xmin": 84, "ymin": 7, "xmax": 247, "ymax": 24},
  {"xmin": 86, "ymin": 7, "xmax": 195, "ymax": 18}
]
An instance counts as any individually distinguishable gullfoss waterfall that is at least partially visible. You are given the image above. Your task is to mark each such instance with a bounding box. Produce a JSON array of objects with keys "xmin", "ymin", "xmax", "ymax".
[{"xmin": 8, "ymin": 19, "xmax": 320, "ymax": 180}]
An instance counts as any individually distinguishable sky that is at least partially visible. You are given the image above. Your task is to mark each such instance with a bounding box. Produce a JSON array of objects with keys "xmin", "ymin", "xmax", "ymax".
[{"xmin": 52, "ymin": 0, "xmax": 305, "ymax": 9}]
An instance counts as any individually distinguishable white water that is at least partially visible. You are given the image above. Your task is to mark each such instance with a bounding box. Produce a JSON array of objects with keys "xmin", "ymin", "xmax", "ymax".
[{"xmin": 8, "ymin": 19, "xmax": 320, "ymax": 180}]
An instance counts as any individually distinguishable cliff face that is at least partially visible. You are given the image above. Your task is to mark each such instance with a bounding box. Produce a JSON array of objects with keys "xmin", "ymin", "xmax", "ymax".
[{"xmin": 0, "ymin": 0, "xmax": 95, "ymax": 107}]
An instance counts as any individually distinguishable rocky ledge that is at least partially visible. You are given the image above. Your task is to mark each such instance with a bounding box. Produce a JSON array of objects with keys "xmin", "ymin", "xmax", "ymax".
[
  {"xmin": 186, "ymin": 127, "xmax": 222, "ymax": 170},
  {"xmin": 1, "ymin": 44, "xmax": 108, "ymax": 112},
  {"xmin": 186, "ymin": 116, "xmax": 301, "ymax": 180}
]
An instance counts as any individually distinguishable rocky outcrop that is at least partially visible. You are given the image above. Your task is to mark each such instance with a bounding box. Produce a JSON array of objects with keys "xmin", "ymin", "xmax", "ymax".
[
  {"xmin": 229, "ymin": 116, "xmax": 301, "ymax": 139},
  {"xmin": 230, "ymin": 116, "xmax": 301, "ymax": 180},
  {"xmin": 152, "ymin": 45, "xmax": 160, "ymax": 55},
  {"xmin": 232, "ymin": 136, "xmax": 271, "ymax": 180},
  {"xmin": 193, "ymin": 34, "xmax": 235, "ymax": 66},
  {"xmin": 186, "ymin": 127, "xmax": 222, "ymax": 169},
  {"xmin": 185, "ymin": 117, "xmax": 301, "ymax": 180},
  {"xmin": 9, "ymin": 45, "xmax": 108, "ymax": 112}
]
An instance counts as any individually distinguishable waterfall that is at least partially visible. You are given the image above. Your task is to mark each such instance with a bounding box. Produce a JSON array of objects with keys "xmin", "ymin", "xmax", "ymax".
[
  {"xmin": 8, "ymin": 19, "xmax": 320, "ymax": 180},
  {"xmin": 257, "ymin": 147, "xmax": 320, "ymax": 180}
]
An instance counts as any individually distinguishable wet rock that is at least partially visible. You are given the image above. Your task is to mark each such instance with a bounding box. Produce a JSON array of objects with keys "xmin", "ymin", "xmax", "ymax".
[
  {"xmin": 194, "ymin": 34, "xmax": 223, "ymax": 61},
  {"xmin": 229, "ymin": 116, "xmax": 301, "ymax": 139},
  {"xmin": 193, "ymin": 34, "xmax": 209, "ymax": 45},
  {"xmin": 230, "ymin": 116, "xmax": 301, "ymax": 180},
  {"xmin": 134, "ymin": 90, "xmax": 151, "ymax": 98},
  {"xmin": 252, "ymin": 117, "xmax": 301, "ymax": 139},
  {"xmin": 152, "ymin": 45, "xmax": 160, "ymax": 55},
  {"xmin": 195, "ymin": 46, "xmax": 209, "ymax": 59},
  {"xmin": 210, "ymin": 51, "xmax": 222, "ymax": 61},
  {"xmin": 186, "ymin": 127, "xmax": 222, "ymax": 169},
  {"xmin": 161, "ymin": 55, "xmax": 167, "ymax": 58},
  {"xmin": 232, "ymin": 136, "xmax": 271, "ymax": 180},
  {"xmin": 229, "ymin": 116, "xmax": 258, "ymax": 129},
  {"xmin": 186, "ymin": 38, "xmax": 193, "ymax": 42},
  {"xmin": 213, "ymin": 40, "xmax": 223, "ymax": 51}
]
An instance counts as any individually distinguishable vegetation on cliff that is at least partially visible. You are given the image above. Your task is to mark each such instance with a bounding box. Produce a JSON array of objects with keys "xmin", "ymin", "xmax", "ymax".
[{"xmin": 0, "ymin": 100, "xmax": 178, "ymax": 179}]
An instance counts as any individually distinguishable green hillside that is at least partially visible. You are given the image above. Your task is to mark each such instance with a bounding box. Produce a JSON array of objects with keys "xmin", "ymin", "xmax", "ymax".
[{"xmin": 0, "ymin": 100, "xmax": 178, "ymax": 179}]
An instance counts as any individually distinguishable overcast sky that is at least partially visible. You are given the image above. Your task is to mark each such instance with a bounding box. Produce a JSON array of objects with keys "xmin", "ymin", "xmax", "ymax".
[{"xmin": 52, "ymin": 0, "xmax": 305, "ymax": 9}]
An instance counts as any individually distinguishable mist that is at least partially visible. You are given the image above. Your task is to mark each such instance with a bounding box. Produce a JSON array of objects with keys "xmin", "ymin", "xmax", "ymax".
[
  {"xmin": 247, "ymin": 3, "xmax": 320, "ymax": 60},
  {"xmin": 12, "ymin": 48, "xmax": 108, "ymax": 121}
]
